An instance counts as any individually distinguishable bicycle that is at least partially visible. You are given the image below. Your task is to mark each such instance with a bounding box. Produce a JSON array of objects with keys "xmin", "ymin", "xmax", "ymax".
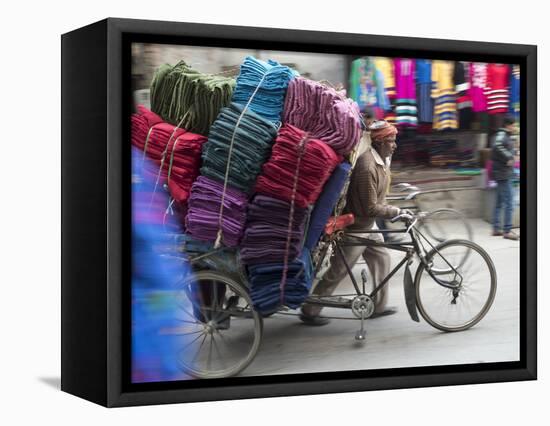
[
  {"xmin": 169, "ymin": 210, "xmax": 497, "ymax": 379},
  {"xmin": 387, "ymin": 182, "xmax": 474, "ymax": 244}
]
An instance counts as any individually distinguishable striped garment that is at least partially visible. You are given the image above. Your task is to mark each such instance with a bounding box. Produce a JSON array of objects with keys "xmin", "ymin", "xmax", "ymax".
[
  {"xmin": 485, "ymin": 63, "xmax": 510, "ymax": 115},
  {"xmin": 433, "ymin": 90, "xmax": 458, "ymax": 130},
  {"xmin": 509, "ymin": 64, "xmax": 520, "ymax": 120},
  {"xmin": 416, "ymin": 59, "xmax": 433, "ymax": 123},
  {"xmin": 394, "ymin": 59, "xmax": 417, "ymax": 127},
  {"xmin": 431, "ymin": 61, "xmax": 458, "ymax": 130}
]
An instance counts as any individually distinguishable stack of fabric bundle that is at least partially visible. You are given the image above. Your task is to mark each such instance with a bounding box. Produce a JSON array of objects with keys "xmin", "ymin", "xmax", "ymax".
[
  {"xmin": 200, "ymin": 102, "xmax": 278, "ymax": 193},
  {"xmin": 185, "ymin": 176, "xmax": 248, "ymax": 248},
  {"xmin": 254, "ymin": 124, "xmax": 342, "ymax": 208},
  {"xmin": 240, "ymin": 195, "xmax": 309, "ymax": 265},
  {"xmin": 231, "ymin": 56, "xmax": 297, "ymax": 125},
  {"xmin": 282, "ymin": 77, "xmax": 362, "ymax": 156},
  {"xmin": 248, "ymin": 248, "xmax": 313, "ymax": 314},
  {"xmin": 131, "ymin": 105, "xmax": 208, "ymax": 218},
  {"xmin": 303, "ymin": 161, "xmax": 352, "ymax": 250},
  {"xmin": 149, "ymin": 61, "xmax": 236, "ymax": 135}
]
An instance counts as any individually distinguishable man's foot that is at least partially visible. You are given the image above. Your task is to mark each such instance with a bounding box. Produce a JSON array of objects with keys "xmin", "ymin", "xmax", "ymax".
[
  {"xmin": 492, "ymin": 230, "xmax": 503, "ymax": 236},
  {"xmin": 299, "ymin": 312, "xmax": 331, "ymax": 326},
  {"xmin": 503, "ymin": 231, "xmax": 519, "ymax": 241},
  {"xmin": 369, "ymin": 307, "xmax": 398, "ymax": 319}
]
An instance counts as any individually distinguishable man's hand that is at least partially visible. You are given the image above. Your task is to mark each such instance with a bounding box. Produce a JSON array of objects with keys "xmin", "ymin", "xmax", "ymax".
[
  {"xmin": 507, "ymin": 159, "xmax": 515, "ymax": 166},
  {"xmin": 398, "ymin": 209, "xmax": 415, "ymax": 222}
]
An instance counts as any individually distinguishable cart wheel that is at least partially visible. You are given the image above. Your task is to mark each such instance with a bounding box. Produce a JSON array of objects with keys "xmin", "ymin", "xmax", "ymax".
[
  {"xmin": 414, "ymin": 239, "xmax": 497, "ymax": 332},
  {"xmin": 173, "ymin": 270, "xmax": 262, "ymax": 378}
]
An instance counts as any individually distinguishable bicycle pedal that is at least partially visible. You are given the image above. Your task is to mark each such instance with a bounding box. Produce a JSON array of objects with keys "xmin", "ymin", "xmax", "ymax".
[{"xmin": 355, "ymin": 330, "xmax": 366, "ymax": 340}]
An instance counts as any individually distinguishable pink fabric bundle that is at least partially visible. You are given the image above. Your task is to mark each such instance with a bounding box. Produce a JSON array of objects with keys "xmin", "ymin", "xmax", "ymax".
[
  {"xmin": 282, "ymin": 77, "xmax": 362, "ymax": 156},
  {"xmin": 254, "ymin": 124, "xmax": 342, "ymax": 208},
  {"xmin": 131, "ymin": 105, "xmax": 208, "ymax": 209}
]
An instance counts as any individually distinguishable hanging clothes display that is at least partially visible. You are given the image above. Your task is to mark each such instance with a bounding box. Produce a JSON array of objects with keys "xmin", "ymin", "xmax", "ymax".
[
  {"xmin": 374, "ymin": 57, "xmax": 397, "ymax": 124},
  {"xmin": 468, "ymin": 62, "xmax": 488, "ymax": 112},
  {"xmin": 149, "ymin": 61, "xmax": 236, "ymax": 135},
  {"xmin": 416, "ymin": 59, "xmax": 433, "ymax": 123},
  {"xmin": 199, "ymin": 102, "xmax": 278, "ymax": 193},
  {"xmin": 282, "ymin": 77, "xmax": 362, "ymax": 156},
  {"xmin": 393, "ymin": 58, "xmax": 418, "ymax": 127},
  {"xmin": 485, "ymin": 63, "xmax": 510, "ymax": 115},
  {"xmin": 510, "ymin": 64, "xmax": 520, "ymax": 121},
  {"xmin": 231, "ymin": 56, "xmax": 297, "ymax": 125},
  {"xmin": 453, "ymin": 61, "xmax": 473, "ymax": 129},
  {"xmin": 431, "ymin": 60, "xmax": 458, "ymax": 130},
  {"xmin": 254, "ymin": 124, "xmax": 342, "ymax": 208},
  {"xmin": 240, "ymin": 195, "xmax": 309, "ymax": 265},
  {"xmin": 348, "ymin": 58, "xmax": 389, "ymax": 119}
]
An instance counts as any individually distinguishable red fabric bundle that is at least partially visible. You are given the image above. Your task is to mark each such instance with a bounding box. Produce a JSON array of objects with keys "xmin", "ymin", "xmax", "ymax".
[
  {"xmin": 131, "ymin": 105, "xmax": 207, "ymax": 208},
  {"xmin": 254, "ymin": 124, "xmax": 342, "ymax": 208}
]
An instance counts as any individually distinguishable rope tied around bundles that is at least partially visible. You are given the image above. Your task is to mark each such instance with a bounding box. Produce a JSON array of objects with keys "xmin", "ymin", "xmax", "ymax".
[
  {"xmin": 279, "ymin": 132, "xmax": 309, "ymax": 306},
  {"xmin": 148, "ymin": 112, "xmax": 189, "ymax": 212},
  {"xmin": 213, "ymin": 71, "xmax": 269, "ymax": 249}
]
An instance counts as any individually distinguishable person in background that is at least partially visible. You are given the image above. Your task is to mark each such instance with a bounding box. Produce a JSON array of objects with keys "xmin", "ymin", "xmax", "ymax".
[
  {"xmin": 491, "ymin": 115, "xmax": 519, "ymax": 241},
  {"xmin": 300, "ymin": 120, "xmax": 412, "ymax": 325}
]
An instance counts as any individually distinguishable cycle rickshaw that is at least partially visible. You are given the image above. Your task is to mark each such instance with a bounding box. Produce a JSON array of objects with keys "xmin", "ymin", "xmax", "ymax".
[{"xmin": 166, "ymin": 206, "xmax": 497, "ymax": 379}]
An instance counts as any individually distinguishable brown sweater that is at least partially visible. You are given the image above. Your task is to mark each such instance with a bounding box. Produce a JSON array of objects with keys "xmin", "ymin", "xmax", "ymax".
[{"xmin": 344, "ymin": 147, "xmax": 400, "ymax": 230}]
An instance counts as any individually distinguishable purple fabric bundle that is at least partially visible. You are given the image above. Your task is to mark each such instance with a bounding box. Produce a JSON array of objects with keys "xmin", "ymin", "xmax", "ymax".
[
  {"xmin": 240, "ymin": 195, "xmax": 309, "ymax": 265},
  {"xmin": 185, "ymin": 176, "xmax": 248, "ymax": 247},
  {"xmin": 282, "ymin": 77, "xmax": 362, "ymax": 156}
]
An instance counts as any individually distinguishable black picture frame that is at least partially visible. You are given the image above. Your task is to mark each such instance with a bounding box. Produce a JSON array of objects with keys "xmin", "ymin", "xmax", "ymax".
[{"xmin": 61, "ymin": 17, "xmax": 537, "ymax": 407}]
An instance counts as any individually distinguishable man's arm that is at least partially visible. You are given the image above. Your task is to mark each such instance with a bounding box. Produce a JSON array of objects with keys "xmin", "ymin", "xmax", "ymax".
[
  {"xmin": 362, "ymin": 164, "xmax": 401, "ymax": 219},
  {"xmin": 493, "ymin": 131, "xmax": 514, "ymax": 164}
]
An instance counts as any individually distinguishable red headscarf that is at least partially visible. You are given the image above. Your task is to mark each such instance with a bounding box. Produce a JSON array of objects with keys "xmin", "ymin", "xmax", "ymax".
[{"xmin": 369, "ymin": 120, "xmax": 398, "ymax": 143}]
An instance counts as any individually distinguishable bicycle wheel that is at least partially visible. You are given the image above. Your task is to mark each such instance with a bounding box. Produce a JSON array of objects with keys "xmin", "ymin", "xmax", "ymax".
[
  {"xmin": 415, "ymin": 239, "xmax": 497, "ymax": 332},
  {"xmin": 420, "ymin": 208, "xmax": 474, "ymax": 244},
  {"xmin": 173, "ymin": 271, "xmax": 262, "ymax": 378}
]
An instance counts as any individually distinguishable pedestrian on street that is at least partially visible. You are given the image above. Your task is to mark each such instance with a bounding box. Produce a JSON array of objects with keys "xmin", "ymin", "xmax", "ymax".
[
  {"xmin": 300, "ymin": 120, "xmax": 413, "ymax": 326},
  {"xmin": 491, "ymin": 115, "xmax": 519, "ymax": 241}
]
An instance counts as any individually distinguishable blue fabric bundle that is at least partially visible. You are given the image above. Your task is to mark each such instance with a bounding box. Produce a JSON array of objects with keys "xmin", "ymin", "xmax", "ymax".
[
  {"xmin": 231, "ymin": 56, "xmax": 298, "ymax": 125},
  {"xmin": 200, "ymin": 102, "xmax": 278, "ymax": 193},
  {"xmin": 303, "ymin": 162, "xmax": 352, "ymax": 250},
  {"xmin": 248, "ymin": 248, "xmax": 313, "ymax": 314}
]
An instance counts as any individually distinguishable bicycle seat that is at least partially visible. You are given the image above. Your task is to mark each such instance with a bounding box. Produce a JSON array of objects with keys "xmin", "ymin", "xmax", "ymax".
[{"xmin": 324, "ymin": 213, "xmax": 355, "ymax": 235}]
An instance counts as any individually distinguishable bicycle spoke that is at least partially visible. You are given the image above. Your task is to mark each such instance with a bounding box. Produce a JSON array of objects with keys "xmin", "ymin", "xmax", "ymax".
[
  {"xmin": 212, "ymin": 335, "xmax": 227, "ymax": 370},
  {"xmin": 207, "ymin": 334, "xmax": 214, "ymax": 372}
]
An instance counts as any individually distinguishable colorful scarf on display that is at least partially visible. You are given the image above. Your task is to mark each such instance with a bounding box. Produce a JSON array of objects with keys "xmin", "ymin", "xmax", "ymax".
[{"xmin": 282, "ymin": 77, "xmax": 362, "ymax": 155}]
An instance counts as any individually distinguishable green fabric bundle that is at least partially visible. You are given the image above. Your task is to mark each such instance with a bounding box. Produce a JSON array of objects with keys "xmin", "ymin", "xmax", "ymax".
[{"xmin": 150, "ymin": 61, "xmax": 236, "ymax": 136}]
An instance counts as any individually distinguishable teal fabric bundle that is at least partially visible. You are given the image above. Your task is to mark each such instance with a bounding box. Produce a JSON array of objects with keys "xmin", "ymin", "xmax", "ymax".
[
  {"xmin": 150, "ymin": 61, "xmax": 236, "ymax": 135},
  {"xmin": 200, "ymin": 102, "xmax": 278, "ymax": 193},
  {"xmin": 231, "ymin": 56, "xmax": 298, "ymax": 125}
]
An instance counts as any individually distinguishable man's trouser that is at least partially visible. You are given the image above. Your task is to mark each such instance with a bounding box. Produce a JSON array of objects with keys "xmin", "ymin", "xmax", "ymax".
[
  {"xmin": 493, "ymin": 179, "xmax": 514, "ymax": 233},
  {"xmin": 302, "ymin": 231, "xmax": 391, "ymax": 317}
]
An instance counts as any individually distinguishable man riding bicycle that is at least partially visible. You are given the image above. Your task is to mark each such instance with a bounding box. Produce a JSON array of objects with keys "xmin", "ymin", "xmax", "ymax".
[{"xmin": 300, "ymin": 120, "xmax": 412, "ymax": 325}]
